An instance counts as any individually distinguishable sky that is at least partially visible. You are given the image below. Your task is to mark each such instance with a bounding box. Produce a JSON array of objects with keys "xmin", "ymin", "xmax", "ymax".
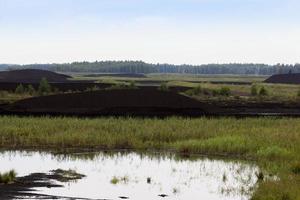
[{"xmin": 0, "ymin": 0, "xmax": 299, "ymax": 65}]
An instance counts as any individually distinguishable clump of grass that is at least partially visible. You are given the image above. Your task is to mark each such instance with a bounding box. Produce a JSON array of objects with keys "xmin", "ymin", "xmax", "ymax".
[
  {"xmin": 110, "ymin": 176, "xmax": 129, "ymax": 185},
  {"xmin": 0, "ymin": 170, "xmax": 17, "ymax": 184},
  {"xmin": 158, "ymin": 82, "xmax": 169, "ymax": 91},
  {"xmin": 218, "ymin": 87, "xmax": 231, "ymax": 96},
  {"xmin": 222, "ymin": 173, "xmax": 227, "ymax": 182},
  {"xmin": 259, "ymin": 86, "xmax": 268, "ymax": 96},
  {"xmin": 251, "ymin": 84, "xmax": 258, "ymax": 96},
  {"xmin": 172, "ymin": 187, "xmax": 180, "ymax": 194},
  {"xmin": 110, "ymin": 176, "xmax": 119, "ymax": 184}
]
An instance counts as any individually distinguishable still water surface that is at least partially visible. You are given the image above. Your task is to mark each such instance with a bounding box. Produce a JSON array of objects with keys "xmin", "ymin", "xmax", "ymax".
[{"xmin": 0, "ymin": 151, "xmax": 259, "ymax": 200}]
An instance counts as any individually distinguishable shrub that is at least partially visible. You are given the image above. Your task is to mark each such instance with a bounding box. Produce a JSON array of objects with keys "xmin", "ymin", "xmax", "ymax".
[
  {"xmin": 15, "ymin": 84, "xmax": 25, "ymax": 94},
  {"xmin": 27, "ymin": 84, "xmax": 36, "ymax": 95},
  {"xmin": 192, "ymin": 85, "xmax": 202, "ymax": 95},
  {"xmin": 38, "ymin": 78, "xmax": 51, "ymax": 96},
  {"xmin": 128, "ymin": 81, "xmax": 137, "ymax": 89},
  {"xmin": 158, "ymin": 82, "xmax": 169, "ymax": 91},
  {"xmin": 251, "ymin": 84, "xmax": 258, "ymax": 96},
  {"xmin": 219, "ymin": 87, "xmax": 231, "ymax": 96},
  {"xmin": 259, "ymin": 86, "xmax": 268, "ymax": 96},
  {"xmin": 297, "ymin": 89, "xmax": 300, "ymax": 97},
  {"xmin": 110, "ymin": 176, "xmax": 119, "ymax": 184},
  {"xmin": 212, "ymin": 89, "xmax": 219, "ymax": 96}
]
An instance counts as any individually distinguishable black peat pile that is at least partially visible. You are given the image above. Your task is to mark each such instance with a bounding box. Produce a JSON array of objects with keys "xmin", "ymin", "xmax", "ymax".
[
  {"xmin": 265, "ymin": 73, "xmax": 300, "ymax": 84},
  {"xmin": 0, "ymin": 69, "xmax": 71, "ymax": 83},
  {"xmin": 2, "ymin": 89, "xmax": 207, "ymax": 117}
]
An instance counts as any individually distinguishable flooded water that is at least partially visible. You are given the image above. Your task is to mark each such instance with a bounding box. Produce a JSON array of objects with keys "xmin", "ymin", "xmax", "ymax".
[{"xmin": 0, "ymin": 151, "xmax": 259, "ymax": 200}]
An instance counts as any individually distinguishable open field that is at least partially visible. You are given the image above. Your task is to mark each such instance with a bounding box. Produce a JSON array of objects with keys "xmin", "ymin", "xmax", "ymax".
[
  {"xmin": 180, "ymin": 82, "xmax": 300, "ymax": 100},
  {"xmin": 0, "ymin": 116, "xmax": 299, "ymax": 199},
  {"xmin": 71, "ymin": 73, "xmax": 268, "ymax": 84}
]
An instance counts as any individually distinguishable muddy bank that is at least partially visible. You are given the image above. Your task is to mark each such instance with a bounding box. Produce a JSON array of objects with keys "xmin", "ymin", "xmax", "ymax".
[{"xmin": 0, "ymin": 169, "xmax": 91, "ymax": 200}]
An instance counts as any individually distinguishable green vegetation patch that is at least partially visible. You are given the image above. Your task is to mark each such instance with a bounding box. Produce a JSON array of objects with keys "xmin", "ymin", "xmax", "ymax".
[
  {"xmin": 0, "ymin": 116, "xmax": 300, "ymax": 199},
  {"xmin": 173, "ymin": 135, "xmax": 255, "ymax": 156},
  {"xmin": 0, "ymin": 170, "xmax": 17, "ymax": 184}
]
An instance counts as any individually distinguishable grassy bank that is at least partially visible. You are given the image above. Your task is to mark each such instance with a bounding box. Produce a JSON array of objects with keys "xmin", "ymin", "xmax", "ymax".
[{"xmin": 0, "ymin": 116, "xmax": 299, "ymax": 199}]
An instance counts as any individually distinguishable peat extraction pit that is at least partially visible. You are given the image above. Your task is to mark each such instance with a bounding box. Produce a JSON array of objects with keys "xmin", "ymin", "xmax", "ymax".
[{"xmin": 0, "ymin": 151, "xmax": 265, "ymax": 200}]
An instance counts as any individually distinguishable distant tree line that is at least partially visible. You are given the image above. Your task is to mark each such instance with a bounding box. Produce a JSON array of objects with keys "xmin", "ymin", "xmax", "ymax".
[{"xmin": 7, "ymin": 61, "xmax": 300, "ymax": 75}]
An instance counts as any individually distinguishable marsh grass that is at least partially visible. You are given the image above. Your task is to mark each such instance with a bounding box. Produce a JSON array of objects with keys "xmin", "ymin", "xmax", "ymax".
[{"xmin": 0, "ymin": 116, "xmax": 300, "ymax": 199}]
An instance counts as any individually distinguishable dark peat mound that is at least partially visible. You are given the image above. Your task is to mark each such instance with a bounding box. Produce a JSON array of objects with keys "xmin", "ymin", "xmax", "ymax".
[
  {"xmin": 0, "ymin": 69, "xmax": 71, "ymax": 83},
  {"xmin": 2, "ymin": 89, "xmax": 207, "ymax": 117},
  {"xmin": 265, "ymin": 73, "xmax": 300, "ymax": 84}
]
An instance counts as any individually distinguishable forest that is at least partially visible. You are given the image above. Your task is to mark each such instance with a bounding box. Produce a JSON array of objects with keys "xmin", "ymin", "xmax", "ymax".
[{"xmin": 5, "ymin": 61, "xmax": 300, "ymax": 75}]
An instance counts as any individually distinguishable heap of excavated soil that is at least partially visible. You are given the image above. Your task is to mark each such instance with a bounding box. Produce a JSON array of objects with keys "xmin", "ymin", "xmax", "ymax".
[
  {"xmin": 0, "ymin": 69, "xmax": 71, "ymax": 83},
  {"xmin": 265, "ymin": 73, "xmax": 300, "ymax": 84},
  {"xmin": 3, "ymin": 89, "xmax": 207, "ymax": 116}
]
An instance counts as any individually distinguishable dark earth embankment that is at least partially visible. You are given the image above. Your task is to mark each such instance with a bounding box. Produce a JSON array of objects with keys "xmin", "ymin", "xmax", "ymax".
[
  {"xmin": 204, "ymin": 100, "xmax": 300, "ymax": 117},
  {"xmin": 265, "ymin": 73, "xmax": 300, "ymax": 84},
  {"xmin": 0, "ymin": 89, "xmax": 208, "ymax": 117},
  {"xmin": 0, "ymin": 69, "xmax": 71, "ymax": 83},
  {"xmin": 1, "ymin": 88, "xmax": 300, "ymax": 117}
]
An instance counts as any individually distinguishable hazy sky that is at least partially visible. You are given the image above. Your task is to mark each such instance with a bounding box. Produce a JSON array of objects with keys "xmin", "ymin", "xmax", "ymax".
[{"xmin": 0, "ymin": 0, "xmax": 299, "ymax": 65}]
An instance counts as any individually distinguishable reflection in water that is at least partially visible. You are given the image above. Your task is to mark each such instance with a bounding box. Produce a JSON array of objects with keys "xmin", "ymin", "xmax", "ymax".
[{"xmin": 0, "ymin": 151, "xmax": 259, "ymax": 200}]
